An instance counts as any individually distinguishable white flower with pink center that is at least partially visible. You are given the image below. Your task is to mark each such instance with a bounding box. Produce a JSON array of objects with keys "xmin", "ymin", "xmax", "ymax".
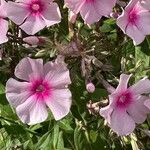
[
  {"xmin": 6, "ymin": 0, "xmax": 61, "ymax": 35},
  {"xmin": 6, "ymin": 57, "xmax": 72, "ymax": 125},
  {"xmin": 64, "ymin": 0, "xmax": 116, "ymax": 25},
  {"xmin": 100, "ymin": 74, "xmax": 150, "ymax": 136},
  {"xmin": 0, "ymin": 0, "xmax": 8, "ymax": 44},
  {"xmin": 117, "ymin": 0, "xmax": 150, "ymax": 45}
]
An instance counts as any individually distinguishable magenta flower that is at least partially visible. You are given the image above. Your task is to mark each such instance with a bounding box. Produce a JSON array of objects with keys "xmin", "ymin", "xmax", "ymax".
[
  {"xmin": 117, "ymin": 0, "xmax": 150, "ymax": 45},
  {"xmin": 64, "ymin": 0, "xmax": 116, "ymax": 25},
  {"xmin": 6, "ymin": 57, "xmax": 72, "ymax": 125},
  {"xmin": 6, "ymin": 0, "xmax": 61, "ymax": 35},
  {"xmin": 100, "ymin": 74, "xmax": 150, "ymax": 136},
  {"xmin": 0, "ymin": 0, "xmax": 8, "ymax": 44}
]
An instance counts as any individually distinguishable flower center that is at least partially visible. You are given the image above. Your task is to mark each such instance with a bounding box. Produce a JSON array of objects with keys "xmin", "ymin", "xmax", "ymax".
[
  {"xmin": 128, "ymin": 8, "xmax": 139, "ymax": 25},
  {"xmin": 28, "ymin": 0, "xmax": 45, "ymax": 15},
  {"xmin": 32, "ymin": 4, "xmax": 40, "ymax": 11},
  {"xmin": 116, "ymin": 91, "xmax": 133, "ymax": 108},
  {"xmin": 36, "ymin": 84, "xmax": 45, "ymax": 92},
  {"xmin": 30, "ymin": 79, "xmax": 52, "ymax": 100}
]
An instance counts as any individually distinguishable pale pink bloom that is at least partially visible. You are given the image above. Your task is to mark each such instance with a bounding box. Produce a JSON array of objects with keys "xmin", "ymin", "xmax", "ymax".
[
  {"xmin": 0, "ymin": 0, "xmax": 8, "ymax": 44},
  {"xmin": 64, "ymin": 0, "xmax": 116, "ymax": 25},
  {"xmin": 100, "ymin": 74, "xmax": 150, "ymax": 136},
  {"xmin": 117, "ymin": 0, "xmax": 150, "ymax": 45},
  {"xmin": 23, "ymin": 36, "xmax": 46, "ymax": 46},
  {"xmin": 86, "ymin": 82, "xmax": 95, "ymax": 93},
  {"xmin": 6, "ymin": 0, "xmax": 61, "ymax": 35},
  {"xmin": 140, "ymin": 0, "xmax": 150, "ymax": 10},
  {"xmin": 6, "ymin": 57, "xmax": 72, "ymax": 125}
]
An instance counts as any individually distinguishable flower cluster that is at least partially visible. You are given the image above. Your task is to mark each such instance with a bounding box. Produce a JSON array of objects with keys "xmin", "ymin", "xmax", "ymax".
[
  {"xmin": 2, "ymin": 0, "xmax": 150, "ymax": 140},
  {"xmin": 0, "ymin": 0, "xmax": 150, "ymax": 45}
]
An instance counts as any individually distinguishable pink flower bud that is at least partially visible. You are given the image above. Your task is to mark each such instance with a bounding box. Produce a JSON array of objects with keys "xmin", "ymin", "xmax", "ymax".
[
  {"xmin": 23, "ymin": 36, "xmax": 46, "ymax": 46},
  {"xmin": 69, "ymin": 11, "xmax": 77, "ymax": 24},
  {"xmin": 86, "ymin": 82, "xmax": 95, "ymax": 93}
]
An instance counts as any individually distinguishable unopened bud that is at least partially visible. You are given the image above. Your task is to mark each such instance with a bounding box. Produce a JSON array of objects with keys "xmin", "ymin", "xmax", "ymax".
[
  {"xmin": 86, "ymin": 82, "xmax": 95, "ymax": 93},
  {"xmin": 23, "ymin": 36, "xmax": 46, "ymax": 46}
]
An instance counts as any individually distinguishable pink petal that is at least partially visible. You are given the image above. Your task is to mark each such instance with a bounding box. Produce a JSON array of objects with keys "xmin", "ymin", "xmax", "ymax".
[
  {"xmin": 94, "ymin": 0, "xmax": 116, "ymax": 16},
  {"xmin": 45, "ymin": 89, "xmax": 72, "ymax": 120},
  {"xmin": 127, "ymin": 96, "xmax": 149, "ymax": 124},
  {"xmin": 42, "ymin": 3, "xmax": 61, "ymax": 27},
  {"xmin": 16, "ymin": 95, "xmax": 48, "ymax": 125},
  {"xmin": 0, "ymin": 19, "xmax": 8, "ymax": 44},
  {"xmin": 130, "ymin": 78, "xmax": 150, "ymax": 95},
  {"xmin": 0, "ymin": 0, "xmax": 7, "ymax": 17},
  {"xmin": 99, "ymin": 105, "xmax": 113, "ymax": 124},
  {"xmin": 15, "ymin": 57, "xmax": 43, "ymax": 81},
  {"xmin": 20, "ymin": 15, "xmax": 46, "ymax": 35},
  {"xmin": 80, "ymin": 2, "xmax": 102, "ymax": 25},
  {"xmin": 6, "ymin": 2, "xmax": 29, "ymax": 25},
  {"xmin": 6, "ymin": 78, "xmax": 31, "ymax": 107},
  {"xmin": 137, "ymin": 11, "xmax": 150, "ymax": 35},
  {"xmin": 126, "ymin": 23, "xmax": 145, "ymax": 45},
  {"xmin": 110, "ymin": 108, "xmax": 135, "ymax": 136},
  {"xmin": 117, "ymin": 11, "xmax": 129, "ymax": 33},
  {"xmin": 144, "ymin": 99, "xmax": 150, "ymax": 110},
  {"xmin": 65, "ymin": 0, "xmax": 84, "ymax": 14},
  {"xmin": 125, "ymin": 0, "xmax": 139, "ymax": 13},
  {"xmin": 115, "ymin": 74, "xmax": 131, "ymax": 93},
  {"xmin": 140, "ymin": 0, "xmax": 150, "ymax": 10},
  {"xmin": 44, "ymin": 62, "xmax": 71, "ymax": 88}
]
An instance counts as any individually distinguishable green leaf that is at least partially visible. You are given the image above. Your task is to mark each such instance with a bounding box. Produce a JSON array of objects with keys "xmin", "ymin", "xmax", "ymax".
[
  {"xmin": 135, "ymin": 46, "xmax": 150, "ymax": 81},
  {"xmin": 35, "ymin": 132, "xmax": 52, "ymax": 150},
  {"xmin": 0, "ymin": 83, "xmax": 5, "ymax": 94}
]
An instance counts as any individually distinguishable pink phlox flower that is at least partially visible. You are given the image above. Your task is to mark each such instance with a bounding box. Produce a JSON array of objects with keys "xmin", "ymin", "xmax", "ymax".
[
  {"xmin": 64, "ymin": 0, "xmax": 116, "ymax": 25},
  {"xmin": 0, "ymin": 0, "xmax": 8, "ymax": 44},
  {"xmin": 6, "ymin": 0, "xmax": 61, "ymax": 35},
  {"xmin": 6, "ymin": 57, "xmax": 72, "ymax": 125},
  {"xmin": 117, "ymin": 0, "xmax": 150, "ymax": 45},
  {"xmin": 100, "ymin": 74, "xmax": 150, "ymax": 136}
]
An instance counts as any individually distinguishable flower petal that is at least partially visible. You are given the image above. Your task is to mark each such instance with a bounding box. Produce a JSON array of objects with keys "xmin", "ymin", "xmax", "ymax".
[
  {"xmin": 127, "ymin": 96, "xmax": 149, "ymax": 124},
  {"xmin": 6, "ymin": 2, "xmax": 29, "ymax": 25},
  {"xmin": 94, "ymin": 0, "xmax": 116, "ymax": 16},
  {"xmin": 126, "ymin": 24, "xmax": 145, "ymax": 45},
  {"xmin": 45, "ymin": 89, "xmax": 72, "ymax": 120},
  {"xmin": 0, "ymin": 19, "xmax": 8, "ymax": 44},
  {"xmin": 137, "ymin": 11, "xmax": 150, "ymax": 35},
  {"xmin": 140, "ymin": 0, "xmax": 150, "ymax": 10},
  {"xmin": 15, "ymin": 57, "xmax": 43, "ymax": 81},
  {"xmin": 6, "ymin": 78, "xmax": 31, "ymax": 107},
  {"xmin": 130, "ymin": 78, "xmax": 150, "ymax": 95},
  {"xmin": 20, "ymin": 15, "xmax": 46, "ymax": 35},
  {"xmin": 115, "ymin": 74, "xmax": 131, "ymax": 93},
  {"xmin": 110, "ymin": 108, "xmax": 135, "ymax": 136},
  {"xmin": 44, "ymin": 62, "xmax": 71, "ymax": 88},
  {"xmin": 100, "ymin": 105, "xmax": 113, "ymax": 124},
  {"xmin": 144, "ymin": 99, "xmax": 150, "ymax": 110},
  {"xmin": 80, "ymin": 2, "xmax": 102, "ymax": 25},
  {"xmin": 16, "ymin": 95, "xmax": 48, "ymax": 125},
  {"xmin": 65, "ymin": 0, "xmax": 84, "ymax": 14},
  {"xmin": 42, "ymin": 3, "xmax": 61, "ymax": 27}
]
